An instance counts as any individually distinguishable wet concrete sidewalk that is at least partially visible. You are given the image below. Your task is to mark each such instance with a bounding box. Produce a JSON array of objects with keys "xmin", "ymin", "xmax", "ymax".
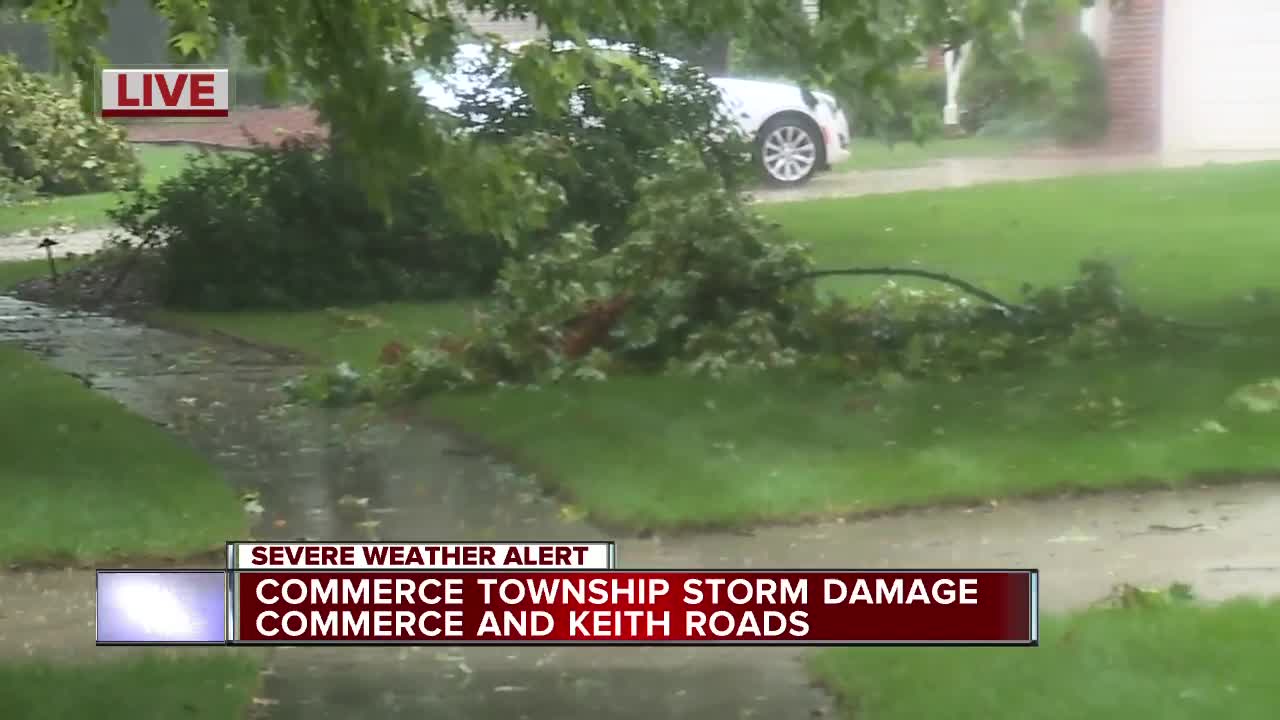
[{"xmin": 2, "ymin": 295, "xmax": 1279, "ymax": 719}]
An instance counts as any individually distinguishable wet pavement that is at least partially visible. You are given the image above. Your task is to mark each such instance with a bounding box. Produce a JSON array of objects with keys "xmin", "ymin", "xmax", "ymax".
[
  {"xmin": 0, "ymin": 228, "xmax": 121, "ymax": 262},
  {"xmin": 2, "ymin": 295, "xmax": 1280, "ymax": 718},
  {"xmin": 753, "ymin": 149, "xmax": 1280, "ymax": 204}
]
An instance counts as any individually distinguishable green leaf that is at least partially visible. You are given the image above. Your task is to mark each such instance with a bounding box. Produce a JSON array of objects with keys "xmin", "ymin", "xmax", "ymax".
[{"xmin": 170, "ymin": 31, "xmax": 210, "ymax": 58}]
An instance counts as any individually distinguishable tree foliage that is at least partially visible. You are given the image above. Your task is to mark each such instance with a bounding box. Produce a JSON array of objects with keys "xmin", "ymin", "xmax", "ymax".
[{"xmin": 2, "ymin": 0, "xmax": 1100, "ymax": 210}]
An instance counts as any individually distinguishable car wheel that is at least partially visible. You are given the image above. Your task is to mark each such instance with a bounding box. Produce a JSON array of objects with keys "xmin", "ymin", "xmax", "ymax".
[{"xmin": 756, "ymin": 115, "xmax": 824, "ymax": 186}]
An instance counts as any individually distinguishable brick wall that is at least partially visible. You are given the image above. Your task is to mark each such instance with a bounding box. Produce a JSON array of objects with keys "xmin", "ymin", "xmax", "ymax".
[{"xmin": 1103, "ymin": 0, "xmax": 1164, "ymax": 149}]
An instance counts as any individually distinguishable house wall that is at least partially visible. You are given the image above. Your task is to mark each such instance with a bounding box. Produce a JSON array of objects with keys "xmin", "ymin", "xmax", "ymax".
[
  {"xmin": 461, "ymin": 10, "xmax": 544, "ymax": 42},
  {"xmin": 1101, "ymin": 0, "xmax": 1164, "ymax": 149}
]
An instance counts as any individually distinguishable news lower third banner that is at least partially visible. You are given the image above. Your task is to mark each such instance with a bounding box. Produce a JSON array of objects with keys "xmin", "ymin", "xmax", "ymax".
[{"xmin": 96, "ymin": 542, "xmax": 1038, "ymax": 647}]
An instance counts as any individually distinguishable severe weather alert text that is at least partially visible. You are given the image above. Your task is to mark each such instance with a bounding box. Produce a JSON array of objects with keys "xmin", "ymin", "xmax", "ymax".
[{"xmin": 233, "ymin": 570, "xmax": 1035, "ymax": 645}]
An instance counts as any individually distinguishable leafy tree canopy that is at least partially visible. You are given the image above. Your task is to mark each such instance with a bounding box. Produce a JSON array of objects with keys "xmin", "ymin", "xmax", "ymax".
[{"xmin": 1, "ymin": 0, "xmax": 1098, "ymax": 218}]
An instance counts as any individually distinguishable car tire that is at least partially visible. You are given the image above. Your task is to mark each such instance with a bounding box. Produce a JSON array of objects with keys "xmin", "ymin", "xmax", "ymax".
[{"xmin": 755, "ymin": 114, "xmax": 825, "ymax": 186}]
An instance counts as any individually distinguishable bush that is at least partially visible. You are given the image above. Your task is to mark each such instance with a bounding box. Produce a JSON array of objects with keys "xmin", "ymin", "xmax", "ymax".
[
  {"xmin": 959, "ymin": 31, "xmax": 1108, "ymax": 145},
  {"xmin": 957, "ymin": 43, "xmax": 1041, "ymax": 135},
  {"xmin": 1044, "ymin": 33, "xmax": 1109, "ymax": 145},
  {"xmin": 0, "ymin": 54, "xmax": 141, "ymax": 197},
  {"xmin": 109, "ymin": 138, "xmax": 504, "ymax": 310},
  {"xmin": 849, "ymin": 67, "xmax": 947, "ymax": 142},
  {"xmin": 107, "ymin": 42, "xmax": 755, "ymax": 313}
]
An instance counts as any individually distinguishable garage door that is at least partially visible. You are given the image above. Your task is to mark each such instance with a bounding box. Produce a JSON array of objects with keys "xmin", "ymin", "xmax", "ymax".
[{"xmin": 1162, "ymin": 0, "xmax": 1280, "ymax": 151}]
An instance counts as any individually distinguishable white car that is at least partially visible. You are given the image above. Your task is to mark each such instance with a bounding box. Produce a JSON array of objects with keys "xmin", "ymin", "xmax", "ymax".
[{"xmin": 413, "ymin": 41, "xmax": 851, "ymax": 186}]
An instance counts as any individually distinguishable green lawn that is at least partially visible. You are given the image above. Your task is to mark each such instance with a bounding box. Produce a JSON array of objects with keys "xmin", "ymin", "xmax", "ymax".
[
  {"xmin": 811, "ymin": 598, "xmax": 1280, "ymax": 720},
  {"xmin": 769, "ymin": 161, "xmax": 1280, "ymax": 324},
  {"xmin": 0, "ymin": 144, "xmax": 201, "ymax": 236},
  {"xmin": 835, "ymin": 136, "xmax": 1030, "ymax": 172},
  {"xmin": 0, "ymin": 345, "xmax": 244, "ymax": 565},
  {"xmin": 23, "ymin": 161, "xmax": 1280, "ymax": 531},
  {"xmin": 429, "ymin": 334, "xmax": 1280, "ymax": 529},
  {"xmin": 0, "ymin": 654, "xmax": 260, "ymax": 720},
  {"xmin": 155, "ymin": 300, "xmax": 478, "ymax": 371}
]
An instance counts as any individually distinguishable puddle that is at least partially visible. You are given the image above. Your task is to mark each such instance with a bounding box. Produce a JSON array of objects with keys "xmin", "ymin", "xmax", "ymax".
[{"xmin": 3, "ymin": 295, "xmax": 1279, "ymax": 718}]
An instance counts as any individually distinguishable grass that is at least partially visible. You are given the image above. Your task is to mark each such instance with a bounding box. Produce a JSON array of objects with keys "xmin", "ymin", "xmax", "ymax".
[
  {"xmin": 0, "ymin": 345, "xmax": 244, "ymax": 565},
  {"xmin": 767, "ymin": 161, "xmax": 1280, "ymax": 324},
  {"xmin": 0, "ymin": 144, "xmax": 201, "ymax": 236},
  {"xmin": 138, "ymin": 161, "xmax": 1280, "ymax": 530},
  {"xmin": 835, "ymin": 135, "xmax": 1030, "ymax": 172},
  {"xmin": 155, "ymin": 300, "xmax": 478, "ymax": 371},
  {"xmin": 0, "ymin": 654, "xmax": 260, "ymax": 720},
  {"xmin": 428, "ymin": 335, "xmax": 1280, "ymax": 529},
  {"xmin": 810, "ymin": 598, "xmax": 1280, "ymax": 720}
]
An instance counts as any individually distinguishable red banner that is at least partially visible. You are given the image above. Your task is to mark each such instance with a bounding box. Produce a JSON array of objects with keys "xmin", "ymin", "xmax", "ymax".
[{"xmin": 232, "ymin": 570, "xmax": 1036, "ymax": 646}]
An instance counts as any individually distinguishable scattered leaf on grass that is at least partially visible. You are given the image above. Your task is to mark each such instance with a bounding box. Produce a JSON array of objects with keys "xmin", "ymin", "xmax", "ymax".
[
  {"xmin": 1227, "ymin": 378, "xmax": 1280, "ymax": 414},
  {"xmin": 1195, "ymin": 419, "xmax": 1228, "ymax": 434},
  {"xmin": 559, "ymin": 505, "xmax": 587, "ymax": 523},
  {"xmin": 241, "ymin": 491, "xmax": 264, "ymax": 515}
]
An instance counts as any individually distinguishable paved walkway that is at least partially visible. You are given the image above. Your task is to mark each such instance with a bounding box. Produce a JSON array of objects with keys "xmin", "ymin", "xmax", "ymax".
[
  {"xmin": 0, "ymin": 228, "xmax": 121, "ymax": 263},
  {"xmin": 1, "ymin": 295, "xmax": 1278, "ymax": 719}
]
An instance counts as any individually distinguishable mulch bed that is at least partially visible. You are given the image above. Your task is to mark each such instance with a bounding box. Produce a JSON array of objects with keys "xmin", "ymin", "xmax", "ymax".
[{"xmin": 13, "ymin": 251, "xmax": 159, "ymax": 317}]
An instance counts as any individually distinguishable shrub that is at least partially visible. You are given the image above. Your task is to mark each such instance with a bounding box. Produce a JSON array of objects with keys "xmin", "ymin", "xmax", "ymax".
[
  {"xmin": 959, "ymin": 31, "xmax": 1108, "ymax": 145},
  {"xmin": 0, "ymin": 54, "xmax": 141, "ymax": 197},
  {"xmin": 109, "ymin": 138, "xmax": 504, "ymax": 310},
  {"xmin": 107, "ymin": 42, "xmax": 755, "ymax": 313},
  {"xmin": 849, "ymin": 67, "xmax": 947, "ymax": 142},
  {"xmin": 1044, "ymin": 33, "xmax": 1109, "ymax": 145},
  {"xmin": 0, "ymin": 164, "xmax": 39, "ymax": 206},
  {"xmin": 957, "ymin": 43, "xmax": 1043, "ymax": 136}
]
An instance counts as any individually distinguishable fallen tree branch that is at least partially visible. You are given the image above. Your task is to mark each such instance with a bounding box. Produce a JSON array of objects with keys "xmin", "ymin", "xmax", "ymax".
[{"xmin": 782, "ymin": 266, "xmax": 1033, "ymax": 314}]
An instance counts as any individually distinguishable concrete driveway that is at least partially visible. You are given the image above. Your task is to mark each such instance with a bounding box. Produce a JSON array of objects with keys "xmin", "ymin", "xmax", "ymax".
[{"xmin": 753, "ymin": 149, "xmax": 1280, "ymax": 204}]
